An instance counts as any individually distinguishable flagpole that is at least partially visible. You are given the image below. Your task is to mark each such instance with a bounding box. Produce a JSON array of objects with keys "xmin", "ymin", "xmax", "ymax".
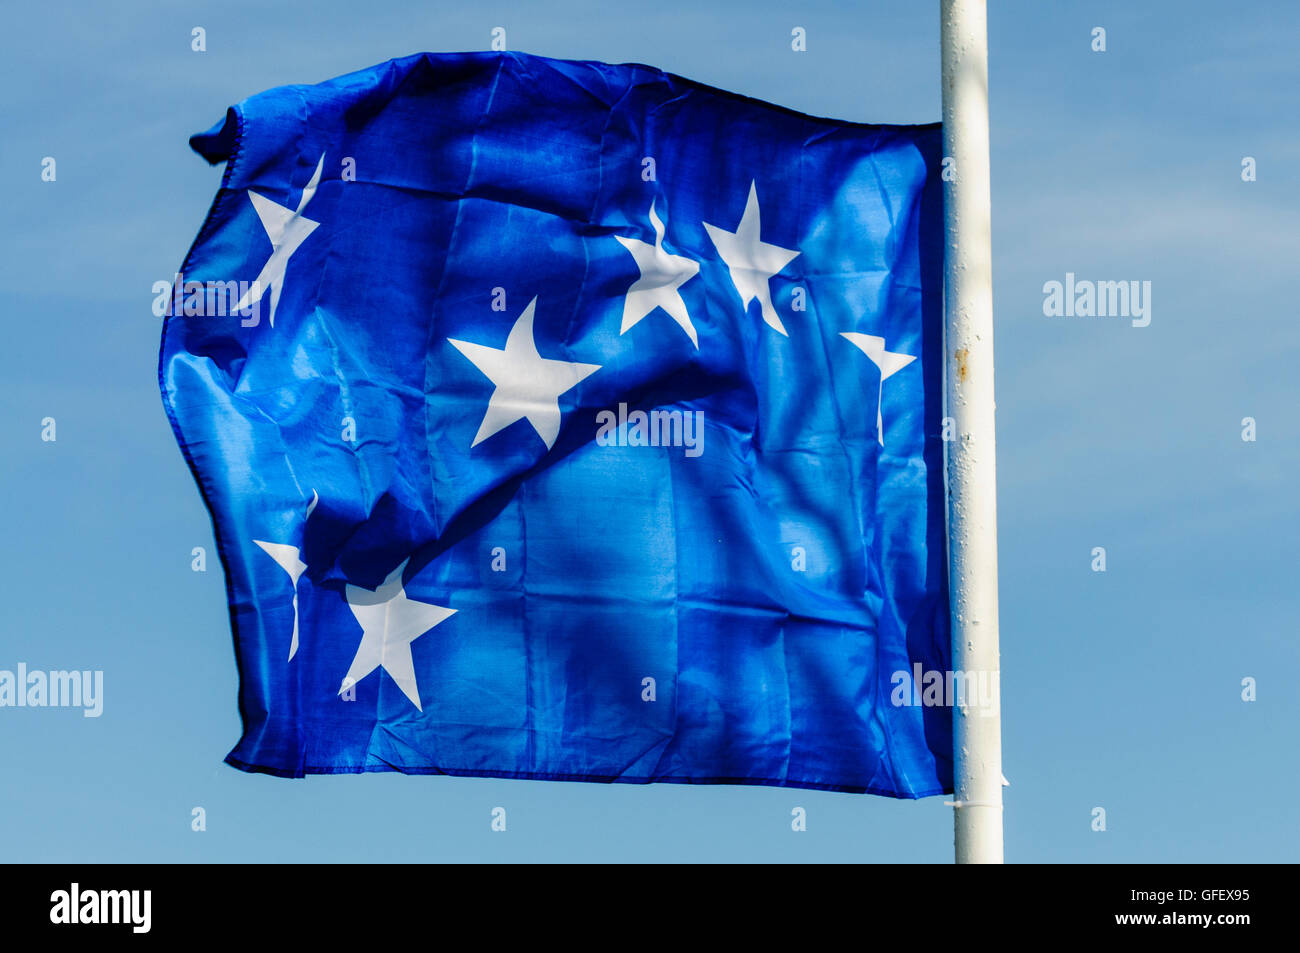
[{"xmin": 940, "ymin": 0, "xmax": 1004, "ymax": 864}]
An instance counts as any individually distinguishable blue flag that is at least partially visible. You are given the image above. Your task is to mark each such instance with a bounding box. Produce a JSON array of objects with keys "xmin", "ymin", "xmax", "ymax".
[{"xmin": 160, "ymin": 51, "xmax": 952, "ymax": 796}]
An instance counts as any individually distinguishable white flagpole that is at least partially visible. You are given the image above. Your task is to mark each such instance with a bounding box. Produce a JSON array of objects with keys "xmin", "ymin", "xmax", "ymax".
[{"xmin": 940, "ymin": 0, "xmax": 1004, "ymax": 864}]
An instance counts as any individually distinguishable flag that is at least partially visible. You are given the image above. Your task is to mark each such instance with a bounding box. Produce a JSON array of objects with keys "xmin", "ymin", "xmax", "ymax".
[{"xmin": 160, "ymin": 51, "xmax": 951, "ymax": 796}]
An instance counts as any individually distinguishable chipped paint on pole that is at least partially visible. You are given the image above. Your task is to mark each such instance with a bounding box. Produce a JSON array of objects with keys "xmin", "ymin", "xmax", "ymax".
[{"xmin": 941, "ymin": 0, "xmax": 1004, "ymax": 864}]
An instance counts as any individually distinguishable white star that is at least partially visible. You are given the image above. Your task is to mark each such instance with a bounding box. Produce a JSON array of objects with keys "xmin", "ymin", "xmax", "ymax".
[
  {"xmin": 234, "ymin": 154, "xmax": 325, "ymax": 327},
  {"xmin": 253, "ymin": 490, "xmax": 318, "ymax": 661},
  {"xmin": 341, "ymin": 559, "xmax": 456, "ymax": 711},
  {"xmin": 841, "ymin": 333, "xmax": 916, "ymax": 446},
  {"xmin": 448, "ymin": 297, "xmax": 601, "ymax": 450},
  {"xmin": 615, "ymin": 201, "xmax": 701, "ymax": 347},
  {"xmin": 703, "ymin": 181, "xmax": 801, "ymax": 335}
]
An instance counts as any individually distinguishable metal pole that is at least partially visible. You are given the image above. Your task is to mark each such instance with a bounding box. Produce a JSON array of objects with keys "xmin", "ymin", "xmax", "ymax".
[{"xmin": 940, "ymin": 0, "xmax": 1004, "ymax": 864}]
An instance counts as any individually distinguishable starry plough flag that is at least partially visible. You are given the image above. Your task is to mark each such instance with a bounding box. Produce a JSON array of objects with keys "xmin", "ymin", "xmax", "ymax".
[{"xmin": 160, "ymin": 51, "xmax": 951, "ymax": 796}]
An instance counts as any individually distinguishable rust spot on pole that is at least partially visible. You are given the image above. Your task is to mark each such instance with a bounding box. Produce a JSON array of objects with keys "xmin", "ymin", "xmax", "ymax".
[{"xmin": 954, "ymin": 347, "xmax": 969, "ymax": 384}]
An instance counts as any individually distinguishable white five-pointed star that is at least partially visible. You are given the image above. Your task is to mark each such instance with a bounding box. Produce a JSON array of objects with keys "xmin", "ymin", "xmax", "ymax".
[
  {"xmin": 615, "ymin": 201, "xmax": 701, "ymax": 347},
  {"xmin": 340, "ymin": 559, "xmax": 456, "ymax": 711},
  {"xmin": 253, "ymin": 490, "xmax": 319, "ymax": 661},
  {"xmin": 841, "ymin": 333, "xmax": 916, "ymax": 446},
  {"xmin": 448, "ymin": 298, "xmax": 601, "ymax": 450},
  {"xmin": 234, "ymin": 154, "xmax": 325, "ymax": 327},
  {"xmin": 703, "ymin": 181, "xmax": 801, "ymax": 335}
]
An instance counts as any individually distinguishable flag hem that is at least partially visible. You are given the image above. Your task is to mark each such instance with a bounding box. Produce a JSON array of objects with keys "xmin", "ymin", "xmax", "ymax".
[{"xmin": 224, "ymin": 753, "xmax": 953, "ymax": 799}]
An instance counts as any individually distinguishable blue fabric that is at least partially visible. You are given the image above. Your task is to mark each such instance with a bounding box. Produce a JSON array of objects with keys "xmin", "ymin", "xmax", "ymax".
[{"xmin": 160, "ymin": 51, "xmax": 951, "ymax": 796}]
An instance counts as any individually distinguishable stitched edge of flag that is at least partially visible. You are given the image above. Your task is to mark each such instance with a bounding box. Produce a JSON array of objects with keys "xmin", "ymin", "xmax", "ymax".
[{"xmin": 223, "ymin": 753, "xmax": 952, "ymax": 799}]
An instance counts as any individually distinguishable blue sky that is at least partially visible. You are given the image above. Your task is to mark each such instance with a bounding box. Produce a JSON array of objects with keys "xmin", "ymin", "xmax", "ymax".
[{"xmin": 1, "ymin": 0, "xmax": 1296, "ymax": 862}]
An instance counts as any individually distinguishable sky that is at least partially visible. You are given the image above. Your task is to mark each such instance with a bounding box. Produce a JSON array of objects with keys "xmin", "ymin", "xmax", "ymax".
[{"xmin": 1, "ymin": 0, "xmax": 1296, "ymax": 862}]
